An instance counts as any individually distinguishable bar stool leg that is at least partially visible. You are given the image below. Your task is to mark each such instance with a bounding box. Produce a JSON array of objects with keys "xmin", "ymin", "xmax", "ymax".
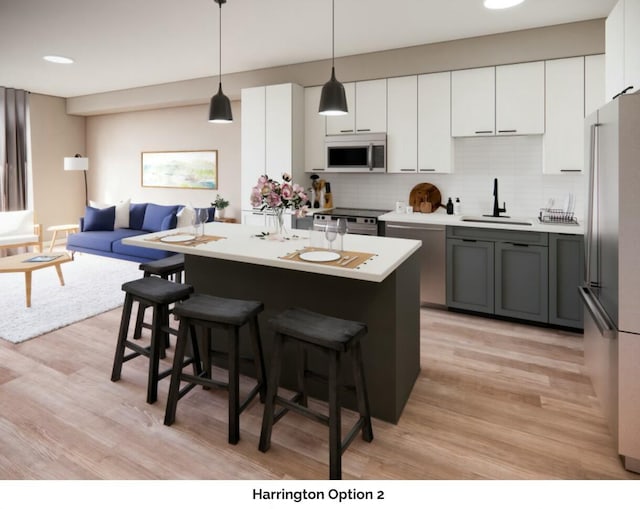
[
  {"xmin": 146, "ymin": 304, "xmax": 163, "ymax": 404},
  {"xmin": 164, "ymin": 319, "xmax": 191, "ymax": 425},
  {"xmin": 111, "ymin": 294, "xmax": 134, "ymax": 381},
  {"xmin": 296, "ymin": 342, "xmax": 308, "ymax": 407},
  {"xmin": 248, "ymin": 316, "xmax": 267, "ymax": 402},
  {"xmin": 259, "ymin": 332, "xmax": 284, "ymax": 453},
  {"xmin": 352, "ymin": 341, "xmax": 373, "ymax": 442},
  {"xmin": 328, "ymin": 349, "xmax": 342, "ymax": 480},
  {"xmin": 228, "ymin": 326, "xmax": 240, "ymax": 445}
]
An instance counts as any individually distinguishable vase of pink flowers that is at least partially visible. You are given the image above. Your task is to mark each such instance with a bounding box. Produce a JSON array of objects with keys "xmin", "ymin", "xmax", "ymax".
[{"xmin": 250, "ymin": 173, "xmax": 308, "ymax": 239}]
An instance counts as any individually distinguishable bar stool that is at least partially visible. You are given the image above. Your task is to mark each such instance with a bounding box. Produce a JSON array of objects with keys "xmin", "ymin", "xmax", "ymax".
[
  {"xmin": 111, "ymin": 277, "xmax": 194, "ymax": 404},
  {"xmin": 134, "ymin": 254, "xmax": 185, "ymax": 340},
  {"xmin": 164, "ymin": 293, "xmax": 267, "ymax": 445},
  {"xmin": 258, "ymin": 307, "xmax": 373, "ymax": 480}
]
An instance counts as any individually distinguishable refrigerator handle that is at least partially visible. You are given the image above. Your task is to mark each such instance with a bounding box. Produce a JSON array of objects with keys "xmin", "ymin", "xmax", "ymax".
[
  {"xmin": 585, "ymin": 123, "xmax": 599, "ymax": 286},
  {"xmin": 579, "ymin": 286, "xmax": 616, "ymax": 338}
]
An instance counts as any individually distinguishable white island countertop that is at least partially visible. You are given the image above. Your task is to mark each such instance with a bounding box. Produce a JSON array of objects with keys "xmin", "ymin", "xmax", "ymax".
[
  {"xmin": 379, "ymin": 209, "xmax": 584, "ymax": 234},
  {"xmin": 123, "ymin": 222, "xmax": 421, "ymax": 283}
]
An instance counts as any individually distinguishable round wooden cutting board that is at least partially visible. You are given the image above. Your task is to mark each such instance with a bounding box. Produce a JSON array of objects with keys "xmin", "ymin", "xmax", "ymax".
[{"xmin": 409, "ymin": 183, "xmax": 442, "ymax": 213}]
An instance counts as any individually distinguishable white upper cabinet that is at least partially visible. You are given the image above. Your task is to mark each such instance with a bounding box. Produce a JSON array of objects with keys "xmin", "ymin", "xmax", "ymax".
[
  {"xmin": 326, "ymin": 79, "xmax": 386, "ymax": 135},
  {"xmin": 418, "ymin": 71, "xmax": 452, "ymax": 173},
  {"xmin": 304, "ymin": 86, "xmax": 326, "ymax": 173},
  {"xmin": 543, "ymin": 57, "xmax": 585, "ymax": 174},
  {"xmin": 355, "ymin": 79, "xmax": 387, "ymax": 133},
  {"xmin": 241, "ymin": 83, "xmax": 304, "ymax": 214},
  {"xmin": 606, "ymin": 0, "xmax": 640, "ymax": 101},
  {"xmin": 585, "ymin": 54, "xmax": 606, "ymax": 116},
  {"xmin": 451, "ymin": 67, "xmax": 495, "ymax": 137},
  {"xmin": 495, "ymin": 61, "xmax": 545, "ymax": 136},
  {"xmin": 387, "ymin": 75, "xmax": 418, "ymax": 173},
  {"xmin": 452, "ymin": 62, "xmax": 544, "ymax": 137}
]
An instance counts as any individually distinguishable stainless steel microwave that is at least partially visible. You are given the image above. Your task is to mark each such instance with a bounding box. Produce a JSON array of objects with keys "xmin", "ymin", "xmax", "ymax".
[{"xmin": 324, "ymin": 133, "xmax": 386, "ymax": 173}]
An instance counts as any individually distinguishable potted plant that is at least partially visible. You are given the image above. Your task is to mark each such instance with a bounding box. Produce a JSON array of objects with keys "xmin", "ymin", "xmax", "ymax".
[{"xmin": 212, "ymin": 194, "xmax": 229, "ymax": 219}]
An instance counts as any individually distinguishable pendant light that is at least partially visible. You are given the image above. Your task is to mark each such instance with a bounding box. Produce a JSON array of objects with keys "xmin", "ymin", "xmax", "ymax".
[
  {"xmin": 319, "ymin": 0, "xmax": 348, "ymax": 116},
  {"xmin": 208, "ymin": 0, "xmax": 233, "ymax": 123}
]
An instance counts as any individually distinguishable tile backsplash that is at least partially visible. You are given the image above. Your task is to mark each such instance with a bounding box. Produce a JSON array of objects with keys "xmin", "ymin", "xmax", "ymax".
[{"xmin": 310, "ymin": 135, "xmax": 585, "ymax": 220}]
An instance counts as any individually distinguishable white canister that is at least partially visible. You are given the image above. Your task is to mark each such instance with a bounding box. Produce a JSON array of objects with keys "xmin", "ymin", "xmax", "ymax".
[{"xmin": 395, "ymin": 201, "xmax": 406, "ymax": 213}]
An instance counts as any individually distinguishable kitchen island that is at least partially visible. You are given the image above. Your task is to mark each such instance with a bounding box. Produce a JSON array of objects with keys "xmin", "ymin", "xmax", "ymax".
[{"xmin": 124, "ymin": 222, "xmax": 422, "ymax": 423}]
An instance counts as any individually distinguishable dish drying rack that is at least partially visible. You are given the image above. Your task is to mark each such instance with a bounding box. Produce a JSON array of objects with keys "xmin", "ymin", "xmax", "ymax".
[{"xmin": 538, "ymin": 208, "xmax": 579, "ymax": 225}]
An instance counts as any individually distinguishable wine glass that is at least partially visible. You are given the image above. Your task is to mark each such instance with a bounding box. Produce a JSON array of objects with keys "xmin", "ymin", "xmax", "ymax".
[
  {"xmin": 192, "ymin": 210, "xmax": 201, "ymax": 237},
  {"xmin": 198, "ymin": 208, "xmax": 208, "ymax": 237},
  {"xmin": 325, "ymin": 223, "xmax": 337, "ymax": 251},
  {"xmin": 336, "ymin": 218, "xmax": 347, "ymax": 252}
]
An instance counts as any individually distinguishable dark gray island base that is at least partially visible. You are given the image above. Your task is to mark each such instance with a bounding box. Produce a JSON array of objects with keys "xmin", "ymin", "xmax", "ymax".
[{"xmin": 184, "ymin": 251, "xmax": 420, "ymax": 424}]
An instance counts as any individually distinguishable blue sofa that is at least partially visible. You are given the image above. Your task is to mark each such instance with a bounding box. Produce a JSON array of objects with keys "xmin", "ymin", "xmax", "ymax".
[{"xmin": 67, "ymin": 202, "xmax": 215, "ymax": 263}]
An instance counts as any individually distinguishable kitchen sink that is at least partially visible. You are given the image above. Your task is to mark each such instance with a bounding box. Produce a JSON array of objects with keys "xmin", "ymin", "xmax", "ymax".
[{"xmin": 460, "ymin": 215, "xmax": 535, "ymax": 226}]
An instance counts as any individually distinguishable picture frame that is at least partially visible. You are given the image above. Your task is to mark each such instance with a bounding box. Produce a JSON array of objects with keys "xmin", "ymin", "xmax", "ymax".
[{"xmin": 141, "ymin": 150, "xmax": 218, "ymax": 190}]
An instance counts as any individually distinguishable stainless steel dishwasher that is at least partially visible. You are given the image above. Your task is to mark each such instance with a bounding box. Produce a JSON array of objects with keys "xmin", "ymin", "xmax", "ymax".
[{"xmin": 383, "ymin": 222, "xmax": 446, "ymax": 306}]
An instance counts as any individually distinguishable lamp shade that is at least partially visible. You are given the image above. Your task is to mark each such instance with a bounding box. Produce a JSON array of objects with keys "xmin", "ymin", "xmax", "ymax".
[
  {"xmin": 64, "ymin": 156, "xmax": 89, "ymax": 171},
  {"xmin": 208, "ymin": 83, "xmax": 233, "ymax": 123},
  {"xmin": 319, "ymin": 67, "xmax": 348, "ymax": 116}
]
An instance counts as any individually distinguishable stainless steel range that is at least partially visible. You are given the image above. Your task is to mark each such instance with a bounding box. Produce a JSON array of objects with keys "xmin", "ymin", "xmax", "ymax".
[{"xmin": 312, "ymin": 208, "xmax": 390, "ymax": 236}]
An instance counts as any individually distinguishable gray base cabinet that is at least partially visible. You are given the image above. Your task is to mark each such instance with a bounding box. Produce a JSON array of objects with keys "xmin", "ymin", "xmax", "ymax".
[
  {"xmin": 446, "ymin": 238, "xmax": 494, "ymax": 313},
  {"xmin": 446, "ymin": 226, "xmax": 582, "ymax": 329},
  {"xmin": 549, "ymin": 233, "xmax": 584, "ymax": 328},
  {"xmin": 495, "ymin": 242, "xmax": 548, "ymax": 322}
]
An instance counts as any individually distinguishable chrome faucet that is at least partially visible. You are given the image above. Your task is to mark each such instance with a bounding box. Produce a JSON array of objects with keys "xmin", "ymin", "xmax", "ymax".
[{"xmin": 491, "ymin": 178, "xmax": 507, "ymax": 217}]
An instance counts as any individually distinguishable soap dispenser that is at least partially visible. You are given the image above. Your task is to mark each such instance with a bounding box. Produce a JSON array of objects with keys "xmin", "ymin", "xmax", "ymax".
[
  {"xmin": 454, "ymin": 197, "xmax": 461, "ymax": 215},
  {"xmin": 446, "ymin": 197, "xmax": 454, "ymax": 215}
]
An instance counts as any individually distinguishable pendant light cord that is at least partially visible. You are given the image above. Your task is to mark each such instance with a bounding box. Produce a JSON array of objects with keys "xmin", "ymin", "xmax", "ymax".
[
  {"xmin": 331, "ymin": 0, "xmax": 335, "ymax": 66},
  {"xmin": 218, "ymin": 0, "xmax": 222, "ymax": 84}
]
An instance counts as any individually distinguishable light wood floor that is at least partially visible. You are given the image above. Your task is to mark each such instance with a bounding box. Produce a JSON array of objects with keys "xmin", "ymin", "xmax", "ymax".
[{"xmin": 0, "ymin": 306, "xmax": 637, "ymax": 480}]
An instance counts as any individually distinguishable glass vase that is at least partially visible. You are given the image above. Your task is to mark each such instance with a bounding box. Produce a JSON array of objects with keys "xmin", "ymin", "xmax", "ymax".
[{"xmin": 269, "ymin": 208, "xmax": 287, "ymax": 240}]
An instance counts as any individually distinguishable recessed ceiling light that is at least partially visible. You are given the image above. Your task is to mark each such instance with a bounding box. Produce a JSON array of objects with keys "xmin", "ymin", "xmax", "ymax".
[
  {"xmin": 43, "ymin": 55, "xmax": 74, "ymax": 64},
  {"xmin": 484, "ymin": 0, "xmax": 525, "ymax": 9}
]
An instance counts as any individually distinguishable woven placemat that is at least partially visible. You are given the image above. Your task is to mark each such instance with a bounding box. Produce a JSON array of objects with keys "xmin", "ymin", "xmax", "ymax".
[
  {"xmin": 279, "ymin": 247, "xmax": 376, "ymax": 269},
  {"xmin": 148, "ymin": 234, "xmax": 226, "ymax": 247}
]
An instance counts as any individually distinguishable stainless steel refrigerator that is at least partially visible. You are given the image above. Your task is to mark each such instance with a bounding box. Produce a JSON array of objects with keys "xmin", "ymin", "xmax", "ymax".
[{"xmin": 581, "ymin": 92, "xmax": 640, "ymax": 474}]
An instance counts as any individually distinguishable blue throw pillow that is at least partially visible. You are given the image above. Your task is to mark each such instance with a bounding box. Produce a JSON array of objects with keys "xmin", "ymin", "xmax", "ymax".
[
  {"xmin": 129, "ymin": 203, "xmax": 148, "ymax": 230},
  {"xmin": 160, "ymin": 212, "xmax": 177, "ymax": 231},
  {"xmin": 83, "ymin": 205, "xmax": 115, "ymax": 231},
  {"xmin": 142, "ymin": 204, "xmax": 179, "ymax": 232}
]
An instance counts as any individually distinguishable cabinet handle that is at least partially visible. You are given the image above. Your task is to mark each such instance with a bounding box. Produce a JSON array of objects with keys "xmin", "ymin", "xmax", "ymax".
[
  {"xmin": 419, "ymin": 168, "xmax": 436, "ymax": 172},
  {"xmin": 356, "ymin": 128, "xmax": 371, "ymax": 132},
  {"xmin": 510, "ymin": 243, "xmax": 530, "ymax": 247},
  {"xmin": 560, "ymin": 169, "xmax": 581, "ymax": 172},
  {"xmin": 462, "ymin": 239, "xmax": 477, "ymax": 243},
  {"xmin": 498, "ymin": 129, "xmax": 517, "ymax": 133},
  {"xmin": 386, "ymin": 224, "xmax": 445, "ymax": 232},
  {"xmin": 400, "ymin": 168, "xmax": 415, "ymax": 172},
  {"xmin": 339, "ymin": 129, "xmax": 354, "ymax": 133},
  {"xmin": 474, "ymin": 130, "xmax": 493, "ymax": 134}
]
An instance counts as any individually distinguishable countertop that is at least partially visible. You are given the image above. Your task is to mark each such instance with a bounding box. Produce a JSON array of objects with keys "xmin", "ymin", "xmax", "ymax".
[
  {"xmin": 379, "ymin": 209, "xmax": 584, "ymax": 235},
  {"xmin": 123, "ymin": 222, "xmax": 421, "ymax": 283}
]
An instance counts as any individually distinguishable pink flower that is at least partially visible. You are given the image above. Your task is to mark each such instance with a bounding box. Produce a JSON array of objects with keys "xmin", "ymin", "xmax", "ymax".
[
  {"xmin": 282, "ymin": 172, "xmax": 291, "ymax": 182},
  {"xmin": 257, "ymin": 175, "xmax": 268, "ymax": 186},
  {"xmin": 281, "ymin": 183, "xmax": 293, "ymax": 200},
  {"xmin": 295, "ymin": 205, "xmax": 309, "ymax": 218},
  {"xmin": 267, "ymin": 192, "xmax": 282, "ymax": 208},
  {"xmin": 250, "ymin": 188, "xmax": 262, "ymax": 207}
]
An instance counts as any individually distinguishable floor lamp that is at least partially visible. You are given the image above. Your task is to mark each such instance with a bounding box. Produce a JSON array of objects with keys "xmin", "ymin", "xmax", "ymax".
[{"xmin": 64, "ymin": 154, "xmax": 89, "ymax": 206}]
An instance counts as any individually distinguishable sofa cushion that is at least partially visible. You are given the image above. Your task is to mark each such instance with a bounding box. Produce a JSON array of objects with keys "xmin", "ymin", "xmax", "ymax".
[
  {"xmin": 142, "ymin": 204, "xmax": 179, "ymax": 232},
  {"xmin": 112, "ymin": 238, "xmax": 174, "ymax": 261},
  {"xmin": 195, "ymin": 206, "xmax": 216, "ymax": 223},
  {"xmin": 67, "ymin": 228, "xmax": 143, "ymax": 252},
  {"xmin": 0, "ymin": 209, "xmax": 34, "ymax": 235},
  {"xmin": 176, "ymin": 205, "xmax": 196, "ymax": 228},
  {"xmin": 84, "ymin": 206, "xmax": 115, "ymax": 231},
  {"xmin": 161, "ymin": 212, "xmax": 177, "ymax": 231},
  {"xmin": 90, "ymin": 199, "xmax": 131, "ymax": 229},
  {"xmin": 129, "ymin": 203, "xmax": 148, "ymax": 230}
]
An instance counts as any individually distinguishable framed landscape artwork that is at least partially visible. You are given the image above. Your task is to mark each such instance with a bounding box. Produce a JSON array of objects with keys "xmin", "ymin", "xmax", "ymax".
[{"xmin": 141, "ymin": 150, "xmax": 218, "ymax": 189}]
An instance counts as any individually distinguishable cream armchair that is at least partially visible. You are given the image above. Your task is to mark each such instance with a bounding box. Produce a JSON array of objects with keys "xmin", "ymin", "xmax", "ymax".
[{"xmin": 0, "ymin": 210, "xmax": 43, "ymax": 253}]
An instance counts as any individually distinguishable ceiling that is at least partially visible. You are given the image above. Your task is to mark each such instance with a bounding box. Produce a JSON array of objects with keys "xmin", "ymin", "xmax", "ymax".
[{"xmin": 0, "ymin": 0, "xmax": 616, "ymax": 99}]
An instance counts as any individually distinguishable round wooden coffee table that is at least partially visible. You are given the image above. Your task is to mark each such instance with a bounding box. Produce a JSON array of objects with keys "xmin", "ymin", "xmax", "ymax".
[{"xmin": 0, "ymin": 252, "xmax": 72, "ymax": 307}]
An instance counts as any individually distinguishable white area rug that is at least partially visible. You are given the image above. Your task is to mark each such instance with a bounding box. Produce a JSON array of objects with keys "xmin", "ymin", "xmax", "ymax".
[{"xmin": 0, "ymin": 253, "xmax": 142, "ymax": 343}]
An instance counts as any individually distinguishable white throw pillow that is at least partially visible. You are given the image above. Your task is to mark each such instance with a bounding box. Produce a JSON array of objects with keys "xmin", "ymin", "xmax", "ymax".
[
  {"xmin": 176, "ymin": 205, "xmax": 196, "ymax": 228},
  {"xmin": 89, "ymin": 199, "xmax": 130, "ymax": 229}
]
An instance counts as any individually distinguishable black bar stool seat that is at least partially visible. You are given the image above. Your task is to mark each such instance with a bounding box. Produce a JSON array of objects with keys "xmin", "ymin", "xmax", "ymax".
[
  {"xmin": 259, "ymin": 307, "xmax": 373, "ymax": 480},
  {"xmin": 134, "ymin": 254, "xmax": 185, "ymax": 339},
  {"xmin": 164, "ymin": 293, "xmax": 267, "ymax": 445},
  {"xmin": 111, "ymin": 277, "xmax": 194, "ymax": 404}
]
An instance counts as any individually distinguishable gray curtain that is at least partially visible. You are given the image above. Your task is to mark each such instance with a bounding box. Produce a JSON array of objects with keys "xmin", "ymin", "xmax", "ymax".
[{"xmin": 1, "ymin": 87, "xmax": 29, "ymax": 212}]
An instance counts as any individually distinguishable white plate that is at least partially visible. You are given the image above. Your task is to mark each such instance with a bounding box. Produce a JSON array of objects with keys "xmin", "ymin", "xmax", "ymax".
[
  {"xmin": 299, "ymin": 250, "xmax": 340, "ymax": 263},
  {"xmin": 160, "ymin": 234, "xmax": 196, "ymax": 243}
]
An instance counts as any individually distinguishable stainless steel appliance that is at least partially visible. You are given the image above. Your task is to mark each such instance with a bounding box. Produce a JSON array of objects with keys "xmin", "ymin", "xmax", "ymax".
[
  {"xmin": 581, "ymin": 92, "xmax": 640, "ymax": 473},
  {"xmin": 313, "ymin": 208, "xmax": 390, "ymax": 236},
  {"xmin": 324, "ymin": 133, "xmax": 386, "ymax": 173}
]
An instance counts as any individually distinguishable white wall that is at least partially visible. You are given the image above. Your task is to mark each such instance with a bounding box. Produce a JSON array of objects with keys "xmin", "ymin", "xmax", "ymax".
[{"xmin": 86, "ymin": 102, "xmax": 241, "ymax": 218}]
